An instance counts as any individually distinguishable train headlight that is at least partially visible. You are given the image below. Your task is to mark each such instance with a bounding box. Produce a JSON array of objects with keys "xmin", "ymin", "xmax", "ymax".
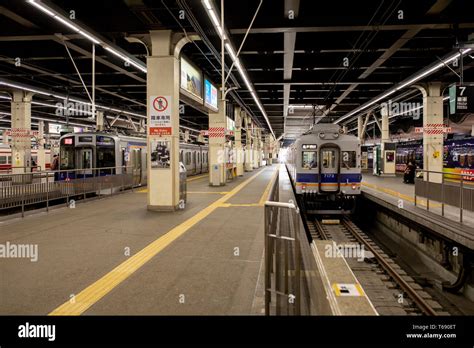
[
  {"xmin": 319, "ymin": 132, "xmax": 325, "ymax": 139},
  {"xmin": 352, "ymin": 184, "xmax": 356, "ymax": 190},
  {"xmin": 334, "ymin": 133, "xmax": 339, "ymax": 138}
]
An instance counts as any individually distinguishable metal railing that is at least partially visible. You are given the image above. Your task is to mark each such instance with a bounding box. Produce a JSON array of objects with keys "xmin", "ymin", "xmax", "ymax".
[
  {"xmin": 264, "ymin": 169, "xmax": 321, "ymax": 315},
  {"xmin": 414, "ymin": 169, "xmax": 474, "ymax": 223},
  {"xmin": 0, "ymin": 166, "xmax": 144, "ymax": 216}
]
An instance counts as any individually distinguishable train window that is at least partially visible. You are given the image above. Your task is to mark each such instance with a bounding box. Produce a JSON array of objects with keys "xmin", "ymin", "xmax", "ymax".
[
  {"xmin": 0, "ymin": 156, "xmax": 6, "ymax": 164},
  {"xmin": 60, "ymin": 147, "xmax": 75, "ymax": 169},
  {"xmin": 322, "ymin": 150, "xmax": 336, "ymax": 168},
  {"xmin": 341, "ymin": 151, "xmax": 356, "ymax": 168},
  {"xmin": 186, "ymin": 152, "xmax": 191, "ymax": 165},
  {"xmin": 97, "ymin": 147, "xmax": 115, "ymax": 168},
  {"xmin": 302, "ymin": 151, "xmax": 317, "ymax": 169},
  {"xmin": 180, "ymin": 151, "xmax": 183, "ymax": 162}
]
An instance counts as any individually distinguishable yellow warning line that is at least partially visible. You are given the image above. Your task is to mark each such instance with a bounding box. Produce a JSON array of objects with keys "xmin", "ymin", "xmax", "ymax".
[
  {"xmin": 49, "ymin": 166, "xmax": 273, "ymax": 316},
  {"xmin": 258, "ymin": 164, "xmax": 280, "ymax": 206},
  {"xmin": 136, "ymin": 174, "xmax": 210, "ymax": 193},
  {"xmin": 186, "ymin": 173, "xmax": 209, "ymax": 182},
  {"xmin": 188, "ymin": 191, "xmax": 229, "ymax": 195},
  {"xmin": 362, "ymin": 182, "xmax": 441, "ymax": 208}
]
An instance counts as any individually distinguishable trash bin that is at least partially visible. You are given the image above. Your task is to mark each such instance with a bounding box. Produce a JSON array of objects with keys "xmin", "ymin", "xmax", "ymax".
[{"xmin": 179, "ymin": 162, "xmax": 187, "ymax": 205}]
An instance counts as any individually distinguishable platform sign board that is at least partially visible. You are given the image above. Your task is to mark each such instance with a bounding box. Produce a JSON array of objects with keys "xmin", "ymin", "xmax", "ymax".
[
  {"xmin": 149, "ymin": 95, "xmax": 172, "ymax": 136},
  {"xmin": 204, "ymin": 79, "xmax": 218, "ymax": 110},
  {"xmin": 180, "ymin": 57, "xmax": 203, "ymax": 100},
  {"xmin": 449, "ymin": 84, "xmax": 474, "ymax": 114}
]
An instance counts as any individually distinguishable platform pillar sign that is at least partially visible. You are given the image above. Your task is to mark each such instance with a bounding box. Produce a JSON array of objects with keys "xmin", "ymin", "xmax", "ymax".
[
  {"xmin": 423, "ymin": 82, "xmax": 443, "ymax": 183},
  {"xmin": 149, "ymin": 95, "xmax": 172, "ymax": 136},
  {"xmin": 11, "ymin": 90, "xmax": 33, "ymax": 175},
  {"xmin": 234, "ymin": 106, "xmax": 244, "ymax": 176},
  {"xmin": 147, "ymin": 30, "xmax": 180, "ymax": 211},
  {"xmin": 208, "ymin": 89, "xmax": 226, "ymax": 186},
  {"xmin": 244, "ymin": 114, "xmax": 253, "ymax": 172}
]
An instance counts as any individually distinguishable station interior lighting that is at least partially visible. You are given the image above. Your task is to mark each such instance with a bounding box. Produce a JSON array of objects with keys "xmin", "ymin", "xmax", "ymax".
[
  {"xmin": 202, "ymin": 0, "xmax": 275, "ymax": 138},
  {"xmin": 26, "ymin": 0, "xmax": 147, "ymax": 73},
  {"xmin": 0, "ymin": 80, "xmax": 145, "ymax": 119},
  {"xmin": 337, "ymin": 48, "xmax": 472, "ymax": 125},
  {"xmin": 347, "ymin": 96, "xmax": 450, "ymax": 133}
]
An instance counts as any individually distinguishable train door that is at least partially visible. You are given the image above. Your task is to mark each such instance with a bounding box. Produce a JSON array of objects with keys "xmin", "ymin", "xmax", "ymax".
[
  {"xmin": 196, "ymin": 150, "xmax": 201, "ymax": 174},
  {"xmin": 78, "ymin": 148, "xmax": 93, "ymax": 176},
  {"xmin": 134, "ymin": 148, "xmax": 142, "ymax": 185},
  {"xmin": 319, "ymin": 146, "xmax": 339, "ymax": 192}
]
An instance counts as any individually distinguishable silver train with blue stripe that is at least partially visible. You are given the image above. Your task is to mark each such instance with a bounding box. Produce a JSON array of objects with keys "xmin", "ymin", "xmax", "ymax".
[{"xmin": 286, "ymin": 124, "xmax": 361, "ymax": 214}]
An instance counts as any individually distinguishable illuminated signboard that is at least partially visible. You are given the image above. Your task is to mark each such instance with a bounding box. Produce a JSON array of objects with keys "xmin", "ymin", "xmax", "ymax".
[
  {"xmin": 180, "ymin": 57, "xmax": 203, "ymax": 100},
  {"xmin": 48, "ymin": 123, "xmax": 61, "ymax": 134},
  {"xmin": 302, "ymin": 144, "xmax": 317, "ymax": 150},
  {"xmin": 204, "ymin": 79, "xmax": 218, "ymax": 110},
  {"xmin": 64, "ymin": 138, "xmax": 73, "ymax": 145}
]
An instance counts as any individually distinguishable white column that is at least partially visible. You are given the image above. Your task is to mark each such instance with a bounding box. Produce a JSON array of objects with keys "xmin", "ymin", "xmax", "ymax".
[
  {"xmin": 11, "ymin": 90, "xmax": 33, "ymax": 174},
  {"xmin": 96, "ymin": 110, "xmax": 104, "ymax": 131},
  {"xmin": 36, "ymin": 120, "xmax": 46, "ymax": 172},
  {"xmin": 234, "ymin": 106, "xmax": 244, "ymax": 176},
  {"xmin": 209, "ymin": 90, "xmax": 226, "ymax": 186},
  {"xmin": 357, "ymin": 115, "xmax": 363, "ymax": 141},
  {"xmin": 423, "ymin": 82, "xmax": 443, "ymax": 183},
  {"xmin": 244, "ymin": 113, "xmax": 253, "ymax": 171},
  {"xmin": 147, "ymin": 30, "xmax": 180, "ymax": 211}
]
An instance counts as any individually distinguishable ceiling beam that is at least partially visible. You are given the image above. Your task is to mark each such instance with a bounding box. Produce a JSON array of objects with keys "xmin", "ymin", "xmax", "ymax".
[{"xmin": 229, "ymin": 23, "xmax": 474, "ymax": 34}]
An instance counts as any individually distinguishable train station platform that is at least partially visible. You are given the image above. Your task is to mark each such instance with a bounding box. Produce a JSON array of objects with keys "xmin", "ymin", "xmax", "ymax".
[
  {"xmin": 361, "ymin": 173, "xmax": 474, "ymax": 250},
  {"xmin": 0, "ymin": 165, "xmax": 278, "ymax": 315}
]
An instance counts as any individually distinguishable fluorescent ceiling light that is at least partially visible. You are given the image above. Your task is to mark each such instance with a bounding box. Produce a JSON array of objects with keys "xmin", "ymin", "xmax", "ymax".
[
  {"xmin": 0, "ymin": 79, "xmax": 145, "ymax": 119},
  {"xmin": 27, "ymin": 0, "xmax": 146, "ymax": 72},
  {"xmin": 337, "ymin": 48, "xmax": 473, "ymax": 125},
  {"xmin": 202, "ymin": 0, "xmax": 274, "ymax": 137}
]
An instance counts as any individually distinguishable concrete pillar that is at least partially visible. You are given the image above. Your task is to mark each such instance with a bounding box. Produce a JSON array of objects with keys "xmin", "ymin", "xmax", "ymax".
[
  {"xmin": 184, "ymin": 129, "xmax": 190, "ymax": 143},
  {"xmin": 357, "ymin": 115, "xmax": 363, "ymax": 140},
  {"xmin": 263, "ymin": 133, "xmax": 271, "ymax": 165},
  {"xmin": 423, "ymin": 82, "xmax": 443, "ymax": 183},
  {"xmin": 257, "ymin": 128, "xmax": 263, "ymax": 167},
  {"xmin": 209, "ymin": 89, "xmax": 226, "ymax": 186},
  {"xmin": 96, "ymin": 111, "xmax": 104, "ymax": 131},
  {"xmin": 11, "ymin": 90, "xmax": 33, "ymax": 174},
  {"xmin": 252, "ymin": 123, "xmax": 258, "ymax": 169},
  {"xmin": 244, "ymin": 113, "xmax": 253, "ymax": 172},
  {"xmin": 381, "ymin": 105, "xmax": 390, "ymax": 144},
  {"xmin": 380, "ymin": 105, "xmax": 395, "ymax": 176},
  {"xmin": 234, "ymin": 106, "xmax": 244, "ymax": 176},
  {"xmin": 147, "ymin": 30, "xmax": 181, "ymax": 211},
  {"xmin": 36, "ymin": 120, "xmax": 46, "ymax": 172}
]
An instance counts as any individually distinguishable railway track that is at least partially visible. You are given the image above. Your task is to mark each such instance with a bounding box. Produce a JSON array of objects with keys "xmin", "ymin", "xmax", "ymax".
[{"xmin": 307, "ymin": 216, "xmax": 447, "ymax": 316}]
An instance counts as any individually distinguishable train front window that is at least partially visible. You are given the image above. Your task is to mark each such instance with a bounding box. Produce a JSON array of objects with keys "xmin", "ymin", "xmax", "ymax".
[
  {"xmin": 97, "ymin": 147, "xmax": 115, "ymax": 168},
  {"xmin": 60, "ymin": 147, "xmax": 75, "ymax": 170},
  {"xmin": 322, "ymin": 150, "xmax": 336, "ymax": 168},
  {"xmin": 341, "ymin": 151, "xmax": 356, "ymax": 169},
  {"xmin": 302, "ymin": 151, "xmax": 317, "ymax": 169}
]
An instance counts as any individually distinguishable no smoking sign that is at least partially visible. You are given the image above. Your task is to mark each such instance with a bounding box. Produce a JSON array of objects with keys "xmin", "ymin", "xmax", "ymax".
[{"xmin": 150, "ymin": 95, "xmax": 172, "ymax": 136}]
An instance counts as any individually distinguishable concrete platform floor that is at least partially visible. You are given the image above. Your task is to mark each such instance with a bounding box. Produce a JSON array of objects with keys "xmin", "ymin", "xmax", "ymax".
[
  {"xmin": 362, "ymin": 173, "xmax": 474, "ymax": 227},
  {"xmin": 0, "ymin": 165, "xmax": 278, "ymax": 315}
]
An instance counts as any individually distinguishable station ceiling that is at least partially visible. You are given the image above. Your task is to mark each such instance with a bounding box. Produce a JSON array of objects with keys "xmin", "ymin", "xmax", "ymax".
[{"xmin": 0, "ymin": 0, "xmax": 473, "ymax": 141}]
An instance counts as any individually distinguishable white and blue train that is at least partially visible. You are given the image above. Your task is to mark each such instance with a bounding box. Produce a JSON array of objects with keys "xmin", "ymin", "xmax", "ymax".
[{"xmin": 286, "ymin": 124, "xmax": 361, "ymax": 214}]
